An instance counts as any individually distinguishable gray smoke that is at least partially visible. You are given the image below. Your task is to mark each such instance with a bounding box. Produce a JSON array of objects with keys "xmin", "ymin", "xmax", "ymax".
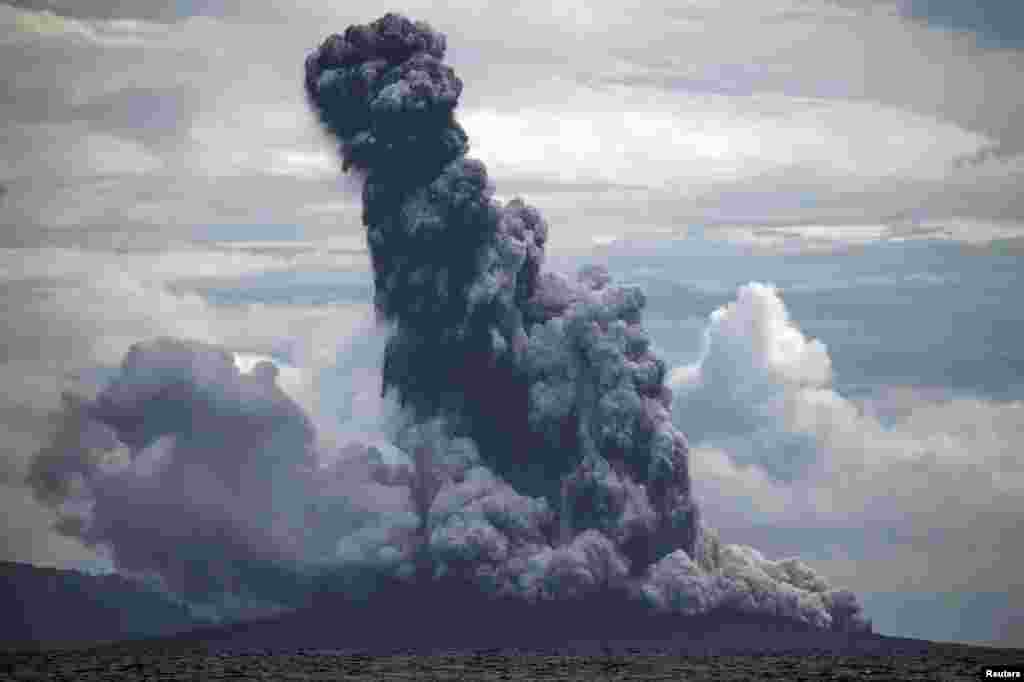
[
  {"xmin": 304, "ymin": 10, "xmax": 698, "ymax": 573},
  {"xmin": 26, "ymin": 338, "xmax": 400, "ymax": 618},
  {"xmin": 301, "ymin": 12, "xmax": 870, "ymax": 632},
  {"xmin": 26, "ymin": 12, "xmax": 870, "ymax": 635}
]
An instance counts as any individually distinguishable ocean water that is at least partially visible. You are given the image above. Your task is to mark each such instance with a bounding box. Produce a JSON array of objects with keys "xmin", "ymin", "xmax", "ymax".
[{"xmin": 4, "ymin": 645, "xmax": 1020, "ymax": 680}]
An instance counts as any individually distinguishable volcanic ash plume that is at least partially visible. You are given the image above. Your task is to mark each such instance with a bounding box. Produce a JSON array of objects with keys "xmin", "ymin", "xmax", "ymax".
[
  {"xmin": 22, "ymin": 12, "xmax": 868, "ymax": 634},
  {"xmin": 303, "ymin": 13, "xmax": 870, "ymax": 632},
  {"xmin": 26, "ymin": 339, "xmax": 374, "ymax": 616}
]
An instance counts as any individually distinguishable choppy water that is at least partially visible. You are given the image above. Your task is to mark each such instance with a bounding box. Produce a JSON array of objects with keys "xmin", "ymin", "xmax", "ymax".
[{"xmin": 4, "ymin": 646, "xmax": 1021, "ymax": 680}]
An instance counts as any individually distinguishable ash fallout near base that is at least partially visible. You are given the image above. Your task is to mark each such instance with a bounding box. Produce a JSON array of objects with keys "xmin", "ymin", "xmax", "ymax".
[{"xmin": 25, "ymin": 12, "xmax": 870, "ymax": 635}]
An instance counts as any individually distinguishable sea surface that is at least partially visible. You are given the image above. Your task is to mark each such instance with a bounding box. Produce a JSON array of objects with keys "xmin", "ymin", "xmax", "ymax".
[{"xmin": 3, "ymin": 644, "xmax": 1021, "ymax": 680}]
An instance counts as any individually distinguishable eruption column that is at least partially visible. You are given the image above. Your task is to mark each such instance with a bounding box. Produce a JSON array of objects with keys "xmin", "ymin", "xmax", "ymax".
[
  {"xmin": 304, "ymin": 13, "xmax": 701, "ymax": 570},
  {"xmin": 20, "ymin": 13, "xmax": 872, "ymax": 633}
]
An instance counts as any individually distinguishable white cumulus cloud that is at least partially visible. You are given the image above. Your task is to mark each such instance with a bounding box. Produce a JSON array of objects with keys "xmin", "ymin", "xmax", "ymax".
[{"xmin": 668, "ymin": 282, "xmax": 1024, "ymax": 598}]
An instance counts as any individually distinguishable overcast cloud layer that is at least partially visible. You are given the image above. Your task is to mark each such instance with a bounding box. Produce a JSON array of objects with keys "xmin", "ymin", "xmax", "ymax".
[
  {"xmin": 2, "ymin": 0, "xmax": 1023, "ymax": 248},
  {"xmin": 1, "ymin": 0, "xmax": 1022, "ymax": 648}
]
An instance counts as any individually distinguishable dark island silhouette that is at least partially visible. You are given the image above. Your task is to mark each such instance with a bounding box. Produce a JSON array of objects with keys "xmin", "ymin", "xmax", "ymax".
[
  {"xmin": 5, "ymin": 560, "xmax": 1012, "ymax": 658},
  {"xmin": 123, "ymin": 574, "xmax": 933, "ymax": 657},
  {"xmin": 0, "ymin": 561, "xmax": 206, "ymax": 650}
]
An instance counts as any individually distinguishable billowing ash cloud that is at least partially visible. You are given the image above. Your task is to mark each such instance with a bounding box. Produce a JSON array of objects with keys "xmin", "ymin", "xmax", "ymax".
[
  {"xmin": 304, "ymin": 11, "xmax": 699, "ymax": 576},
  {"xmin": 27, "ymin": 12, "xmax": 870, "ymax": 635},
  {"xmin": 300, "ymin": 13, "xmax": 870, "ymax": 632},
  {"xmin": 26, "ymin": 337, "xmax": 410, "ymax": 618}
]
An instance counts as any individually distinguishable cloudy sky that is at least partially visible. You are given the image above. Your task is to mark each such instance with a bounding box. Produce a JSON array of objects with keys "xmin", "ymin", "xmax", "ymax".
[{"xmin": 1, "ymin": 0, "xmax": 1022, "ymax": 647}]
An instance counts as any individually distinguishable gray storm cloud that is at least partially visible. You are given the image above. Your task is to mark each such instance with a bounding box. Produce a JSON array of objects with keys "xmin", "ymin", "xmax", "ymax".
[{"xmin": 27, "ymin": 12, "xmax": 870, "ymax": 634}]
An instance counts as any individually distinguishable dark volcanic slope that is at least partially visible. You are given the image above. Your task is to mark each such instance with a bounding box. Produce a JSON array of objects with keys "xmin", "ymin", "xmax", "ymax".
[
  {"xmin": 0, "ymin": 561, "xmax": 206, "ymax": 650},
  {"xmin": 105, "ymin": 578, "xmax": 1005, "ymax": 658},
  {"xmin": 5, "ymin": 592, "xmax": 1020, "ymax": 682}
]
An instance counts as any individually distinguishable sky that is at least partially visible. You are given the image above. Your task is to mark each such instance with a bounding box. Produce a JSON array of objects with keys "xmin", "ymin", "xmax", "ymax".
[{"xmin": 1, "ymin": 0, "xmax": 1022, "ymax": 648}]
